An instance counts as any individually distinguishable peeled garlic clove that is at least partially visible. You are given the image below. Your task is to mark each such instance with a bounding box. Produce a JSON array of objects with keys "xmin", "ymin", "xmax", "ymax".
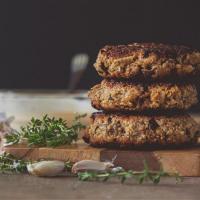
[
  {"xmin": 27, "ymin": 161, "xmax": 65, "ymax": 177},
  {"xmin": 72, "ymin": 160, "xmax": 114, "ymax": 173}
]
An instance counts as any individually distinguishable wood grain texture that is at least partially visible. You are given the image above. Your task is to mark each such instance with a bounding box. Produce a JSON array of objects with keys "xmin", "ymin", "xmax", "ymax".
[
  {"xmin": 4, "ymin": 143, "xmax": 200, "ymax": 177},
  {"xmin": 100, "ymin": 150, "xmax": 161, "ymax": 171},
  {"xmin": 0, "ymin": 175, "xmax": 200, "ymax": 200},
  {"xmin": 154, "ymin": 149, "xmax": 200, "ymax": 176},
  {"xmin": 4, "ymin": 142, "xmax": 103, "ymax": 163}
]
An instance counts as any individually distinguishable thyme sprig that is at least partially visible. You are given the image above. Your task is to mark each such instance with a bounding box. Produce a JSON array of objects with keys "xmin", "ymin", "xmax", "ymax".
[
  {"xmin": 78, "ymin": 161, "xmax": 182, "ymax": 184},
  {"xmin": 0, "ymin": 152, "xmax": 27, "ymax": 173},
  {"xmin": 0, "ymin": 153, "xmax": 182, "ymax": 184},
  {"xmin": 5, "ymin": 114, "xmax": 86, "ymax": 147}
]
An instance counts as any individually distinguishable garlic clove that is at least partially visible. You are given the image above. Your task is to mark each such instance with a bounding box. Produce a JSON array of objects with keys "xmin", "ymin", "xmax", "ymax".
[
  {"xmin": 72, "ymin": 160, "xmax": 114, "ymax": 173},
  {"xmin": 27, "ymin": 161, "xmax": 65, "ymax": 177}
]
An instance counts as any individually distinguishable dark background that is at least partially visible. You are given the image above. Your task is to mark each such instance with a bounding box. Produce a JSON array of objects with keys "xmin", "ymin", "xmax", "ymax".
[{"xmin": 2, "ymin": 0, "xmax": 200, "ymax": 89}]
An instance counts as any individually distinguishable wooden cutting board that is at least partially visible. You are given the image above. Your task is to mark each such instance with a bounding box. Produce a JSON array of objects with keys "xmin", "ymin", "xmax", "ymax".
[{"xmin": 4, "ymin": 142, "xmax": 200, "ymax": 177}]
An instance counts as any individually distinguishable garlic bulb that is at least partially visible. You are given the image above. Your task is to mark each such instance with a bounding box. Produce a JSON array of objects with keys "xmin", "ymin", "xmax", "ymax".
[
  {"xmin": 72, "ymin": 160, "xmax": 114, "ymax": 173},
  {"xmin": 27, "ymin": 161, "xmax": 65, "ymax": 177}
]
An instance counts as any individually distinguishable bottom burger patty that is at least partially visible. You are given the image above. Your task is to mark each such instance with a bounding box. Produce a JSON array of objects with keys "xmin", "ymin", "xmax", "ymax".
[{"xmin": 83, "ymin": 112, "xmax": 200, "ymax": 147}]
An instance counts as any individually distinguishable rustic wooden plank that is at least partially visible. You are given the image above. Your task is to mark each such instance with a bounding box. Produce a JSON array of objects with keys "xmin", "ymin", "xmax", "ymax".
[
  {"xmin": 154, "ymin": 149, "xmax": 200, "ymax": 176},
  {"xmin": 4, "ymin": 143, "xmax": 103, "ymax": 162},
  {"xmin": 38, "ymin": 144, "xmax": 103, "ymax": 162},
  {"xmin": 100, "ymin": 148, "xmax": 200, "ymax": 176},
  {"xmin": 100, "ymin": 150, "xmax": 161, "ymax": 171},
  {"xmin": 4, "ymin": 144, "xmax": 39, "ymax": 160}
]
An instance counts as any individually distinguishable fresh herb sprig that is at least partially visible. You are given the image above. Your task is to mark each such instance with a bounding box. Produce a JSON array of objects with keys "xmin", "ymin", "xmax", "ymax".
[
  {"xmin": 5, "ymin": 114, "xmax": 86, "ymax": 147},
  {"xmin": 0, "ymin": 152, "xmax": 27, "ymax": 173},
  {"xmin": 78, "ymin": 161, "xmax": 182, "ymax": 184}
]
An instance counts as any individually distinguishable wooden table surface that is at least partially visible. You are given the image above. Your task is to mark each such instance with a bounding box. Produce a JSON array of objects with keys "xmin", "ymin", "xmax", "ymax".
[
  {"xmin": 0, "ymin": 91, "xmax": 200, "ymax": 200},
  {"xmin": 0, "ymin": 174, "xmax": 199, "ymax": 200}
]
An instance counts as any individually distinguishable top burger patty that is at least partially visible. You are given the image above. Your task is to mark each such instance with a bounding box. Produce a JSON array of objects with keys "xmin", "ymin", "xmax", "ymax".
[{"xmin": 94, "ymin": 43, "xmax": 200, "ymax": 80}]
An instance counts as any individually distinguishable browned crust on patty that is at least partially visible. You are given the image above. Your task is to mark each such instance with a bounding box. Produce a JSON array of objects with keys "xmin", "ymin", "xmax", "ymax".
[
  {"xmin": 94, "ymin": 43, "xmax": 200, "ymax": 79},
  {"xmin": 88, "ymin": 80, "xmax": 198, "ymax": 112},
  {"xmin": 83, "ymin": 112, "xmax": 200, "ymax": 147}
]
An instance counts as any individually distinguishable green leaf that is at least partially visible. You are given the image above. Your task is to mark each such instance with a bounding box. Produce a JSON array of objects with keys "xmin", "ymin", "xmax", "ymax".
[
  {"xmin": 143, "ymin": 160, "xmax": 149, "ymax": 171},
  {"xmin": 175, "ymin": 173, "xmax": 183, "ymax": 183},
  {"xmin": 152, "ymin": 174, "xmax": 161, "ymax": 184},
  {"xmin": 102, "ymin": 176, "xmax": 109, "ymax": 182},
  {"xmin": 78, "ymin": 172, "xmax": 95, "ymax": 181},
  {"xmin": 64, "ymin": 161, "xmax": 73, "ymax": 172},
  {"xmin": 120, "ymin": 176, "xmax": 126, "ymax": 183},
  {"xmin": 138, "ymin": 174, "xmax": 145, "ymax": 184}
]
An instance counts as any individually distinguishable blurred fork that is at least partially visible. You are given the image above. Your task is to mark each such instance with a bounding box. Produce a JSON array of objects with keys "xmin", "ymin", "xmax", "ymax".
[{"xmin": 68, "ymin": 53, "xmax": 89, "ymax": 92}]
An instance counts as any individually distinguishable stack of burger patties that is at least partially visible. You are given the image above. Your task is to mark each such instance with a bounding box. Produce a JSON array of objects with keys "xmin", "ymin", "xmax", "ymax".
[{"xmin": 83, "ymin": 43, "xmax": 200, "ymax": 148}]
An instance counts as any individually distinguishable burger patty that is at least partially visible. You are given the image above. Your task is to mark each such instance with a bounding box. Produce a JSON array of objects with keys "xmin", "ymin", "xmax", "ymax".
[
  {"xmin": 83, "ymin": 112, "xmax": 200, "ymax": 147},
  {"xmin": 89, "ymin": 80, "xmax": 198, "ymax": 112},
  {"xmin": 94, "ymin": 43, "xmax": 200, "ymax": 80}
]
